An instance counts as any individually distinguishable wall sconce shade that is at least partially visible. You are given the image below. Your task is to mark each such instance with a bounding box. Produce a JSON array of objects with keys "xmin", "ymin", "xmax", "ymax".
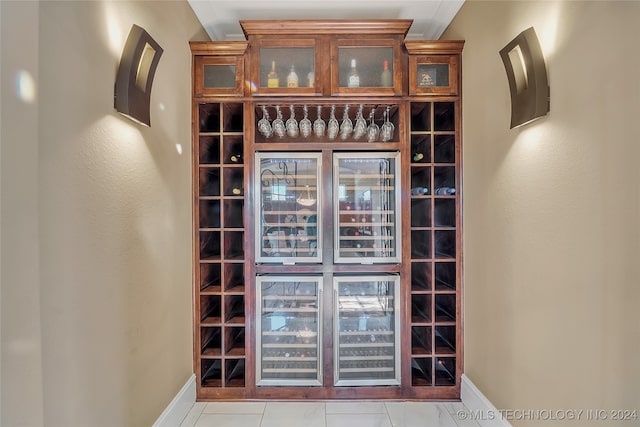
[
  {"xmin": 500, "ymin": 27, "xmax": 549, "ymax": 128},
  {"xmin": 114, "ymin": 25, "xmax": 163, "ymax": 126}
]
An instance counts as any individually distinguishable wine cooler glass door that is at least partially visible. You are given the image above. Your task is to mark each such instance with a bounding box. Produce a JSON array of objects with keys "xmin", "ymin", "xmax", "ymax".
[
  {"xmin": 256, "ymin": 275, "xmax": 322, "ymax": 386},
  {"xmin": 334, "ymin": 275, "xmax": 400, "ymax": 386},
  {"xmin": 334, "ymin": 152, "xmax": 401, "ymax": 263},
  {"xmin": 256, "ymin": 153, "xmax": 323, "ymax": 264}
]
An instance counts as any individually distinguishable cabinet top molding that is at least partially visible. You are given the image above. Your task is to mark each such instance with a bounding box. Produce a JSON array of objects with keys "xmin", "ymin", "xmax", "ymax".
[
  {"xmin": 189, "ymin": 41, "xmax": 249, "ymax": 56},
  {"xmin": 240, "ymin": 20, "xmax": 413, "ymax": 37},
  {"xmin": 404, "ymin": 40, "xmax": 465, "ymax": 55}
]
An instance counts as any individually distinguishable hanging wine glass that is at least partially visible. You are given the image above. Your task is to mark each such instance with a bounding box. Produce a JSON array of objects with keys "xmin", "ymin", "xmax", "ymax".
[
  {"xmin": 286, "ymin": 104, "xmax": 299, "ymax": 138},
  {"xmin": 327, "ymin": 105, "xmax": 339, "ymax": 140},
  {"xmin": 299, "ymin": 105, "xmax": 312, "ymax": 138},
  {"xmin": 313, "ymin": 105, "xmax": 325, "ymax": 137},
  {"xmin": 367, "ymin": 108, "xmax": 380, "ymax": 142},
  {"xmin": 258, "ymin": 105, "xmax": 273, "ymax": 138},
  {"xmin": 380, "ymin": 106, "xmax": 395, "ymax": 142},
  {"xmin": 353, "ymin": 104, "xmax": 367, "ymax": 140},
  {"xmin": 339, "ymin": 104, "xmax": 353, "ymax": 140},
  {"xmin": 272, "ymin": 105, "xmax": 286, "ymax": 138}
]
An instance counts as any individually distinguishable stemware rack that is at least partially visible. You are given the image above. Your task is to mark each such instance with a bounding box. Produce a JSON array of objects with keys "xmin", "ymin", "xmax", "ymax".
[{"xmin": 254, "ymin": 104, "xmax": 400, "ymax": 143}]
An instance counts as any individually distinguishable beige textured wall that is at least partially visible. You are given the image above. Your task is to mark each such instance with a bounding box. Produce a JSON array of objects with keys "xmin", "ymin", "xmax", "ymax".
[
  {"xmin": 2, "ymin": 1, "xmax": 208, "ymax": 426},
  {"xmin": 1, "ymin": 2, "xmax": 45, "ymax": 426},
  {"xmin": 444, "ymin": 1, "xmax": 640, "ymax": 426}
]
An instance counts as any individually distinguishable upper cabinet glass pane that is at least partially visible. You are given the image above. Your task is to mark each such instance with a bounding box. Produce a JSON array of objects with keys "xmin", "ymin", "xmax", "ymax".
[
  {"xmin": 259, "ymin": 47, "xmax": 315, "ymax": 89},
  {"xmin": 255, "ymin": 153, "xmax": 323, "ymax": 264},
  {"xmin": 204, "ymin": 64, "xmax": 237, "ymax": 88},
  {"xmin": 334, "ymin": 152, "xmax": 401, "ymax": 264},
  {"xmin": 409, "ymin": 55, "xmax": 459, "ymax": 96},
  {"xmin": 194, "ymin": 56, "xmax": 244, "ymax": 97},
  {"xmin": 417, "ymin": 63, "xmax": 449, "ymax": 88},
  {"xmin": 337, "ymin": 47, "xmax": 393, "ymax": 88}
]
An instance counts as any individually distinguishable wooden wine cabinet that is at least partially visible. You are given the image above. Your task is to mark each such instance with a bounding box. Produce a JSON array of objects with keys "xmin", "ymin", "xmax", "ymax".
[{"xmin": 191, "ymin": 20, "xmax": 464, "ymax": 400}]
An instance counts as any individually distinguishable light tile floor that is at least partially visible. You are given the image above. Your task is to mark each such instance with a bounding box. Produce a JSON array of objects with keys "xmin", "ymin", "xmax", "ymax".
[{"xmin": 180, "ymin": 400, "xmax": 481, "ymax": 427}]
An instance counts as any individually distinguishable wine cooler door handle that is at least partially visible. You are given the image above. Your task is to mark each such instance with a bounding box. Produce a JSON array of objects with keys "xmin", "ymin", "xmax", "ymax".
[{"xmin": 333, "ymin": 287, "xmax": 340, "ymax": 385}]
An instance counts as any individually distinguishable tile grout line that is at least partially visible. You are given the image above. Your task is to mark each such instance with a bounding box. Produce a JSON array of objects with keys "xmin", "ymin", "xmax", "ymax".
[{"xmin": 384, "ymin": 402, "xmax": 394, "ymax": 427}]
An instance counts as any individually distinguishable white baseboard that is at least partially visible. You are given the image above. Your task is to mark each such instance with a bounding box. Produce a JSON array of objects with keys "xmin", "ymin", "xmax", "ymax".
[
  {"xmin": 153, "ymin": 374, "xmax": 196, "ymax": 427},
  {"xmin": 461, "ymin": 374, "xmax": 512, "ymax": 427}
]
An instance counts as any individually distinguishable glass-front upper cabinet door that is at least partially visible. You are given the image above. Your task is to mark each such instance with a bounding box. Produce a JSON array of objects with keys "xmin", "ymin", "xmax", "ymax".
[
  {"xmin": 256, "ymin": 275, "xmax": 322, "ymax": 386},
  {"xmin": 250, "ymin": 39, "xmax": 320, "ymax": 96},
  {"xmin": 334, "ymin": 275, "xmax": 400, "ymax": 386},
  {"xmin": 192, "ymin": 41, "xmax": 248, "ymax": 97},
  {"xmin": 408, "ymin": 55, "xmax": 459, "ymax": 96},
  {"xmin": 333, "ymin": 152, "xmax": 401, "ymax": 263},
  {"xmin": 255, "ymin": 153, "xmax": 323, "ymax": 263},
  {"xmin": 331, "ymin": 39, "xmax": 402, "ymax": 95}
]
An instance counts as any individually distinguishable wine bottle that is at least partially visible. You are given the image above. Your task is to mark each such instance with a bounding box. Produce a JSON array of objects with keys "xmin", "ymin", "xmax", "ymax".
[
  {"xmin": 286, "ymin": 64, "xmax": 299, "ymax": 88},
  {"xmin": 434, "ymin": 187, "xmax": 456, "ymax": 195},
  {"xmin": 347, "ymin": 59, "xmax": 360, "ymax": 88},
  {"xmin": 267, "ymin": 60, "xmax": 279, "ymax": 88},
  {"xmin": 307, "ymin": 70, "xmax": 314, "ymax": 87},
  {"xmin": 411, "ymin": 187, "xmax": 429, "ymax": 195},
  {"xmin": 381, "ymin": 60, "xmax": 392, "ymax": 87}
]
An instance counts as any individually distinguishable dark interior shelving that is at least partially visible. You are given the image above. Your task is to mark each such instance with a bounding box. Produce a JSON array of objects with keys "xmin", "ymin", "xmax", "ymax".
[
  {"xmin": 199, "ymin": 136, "xmax": 221, "ymax": 164},
  {"xmin": 195, "ymin": 100, "xmax": 246, "ymax": 392},
  {"xmin": 200, "ymin": 263, "xmax": 222, "ymax": 293},
  {"xmin": 199, "ymin": 168, "xmax": 221, "ymax": 197},
  {"xmin": 411, "ymin": 262, "xmax": 432, "ymax": 291},
  {"xmin": 409, "ymin": 97, "xmax": 459, "ymax": 391}
]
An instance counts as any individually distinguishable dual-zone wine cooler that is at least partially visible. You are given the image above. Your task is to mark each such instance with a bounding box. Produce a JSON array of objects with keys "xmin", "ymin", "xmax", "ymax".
[
  {"xmin": 255, "ymin": 152, "xmax": 401, "ymax": 386},
  {"xmin": 256, "ymin": 275, "xmax": 400, "ymax": 386}
]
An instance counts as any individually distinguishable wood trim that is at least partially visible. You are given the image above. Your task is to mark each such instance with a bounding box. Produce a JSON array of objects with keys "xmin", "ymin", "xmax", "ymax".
[
  {"xmin": 190, "ymin": 41, "xmax": 249, "ymax": 56},
  {"xmin": 404, "ymin": 40, "xmax": 465, "ymax": 55},
  {"xmin": 241, "ymin": 20, "xmax": 413, "ymax": 37}
]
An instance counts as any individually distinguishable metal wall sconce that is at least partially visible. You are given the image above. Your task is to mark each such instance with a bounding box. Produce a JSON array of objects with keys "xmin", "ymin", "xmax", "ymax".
[
  {"xmin": 499, "ymin": 27, "xmax": 549, "ymax": 128},
  {"xmin": 114, "ymin": 25, "xmax": 163, "ymax": 126}
]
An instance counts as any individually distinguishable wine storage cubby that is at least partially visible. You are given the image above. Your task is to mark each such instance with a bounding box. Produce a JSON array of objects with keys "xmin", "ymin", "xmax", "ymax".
[
  {"xmin": 408, "ymin": 100, "xmax": 459, "ymax": 390},
  {"xmin": 192, "ymin": 21, "xmax": 463, "ymax": 400},
  {"xmin": 195, "ymin": 101, "xmax": 247, "ymax": 390}
]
